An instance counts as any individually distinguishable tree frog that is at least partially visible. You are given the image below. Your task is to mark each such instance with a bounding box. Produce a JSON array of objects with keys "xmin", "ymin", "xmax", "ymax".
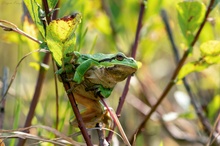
[
  {"xmin": 58, "ymin": 51, "xmax": 138, "ymax": 98},
  {"xmin": 59, "ymin": 51, "xmax": 138, "ymax": 127}
]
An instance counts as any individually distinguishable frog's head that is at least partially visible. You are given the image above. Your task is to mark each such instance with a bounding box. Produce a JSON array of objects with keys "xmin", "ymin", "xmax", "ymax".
[{"xmin": 100, "ymin": 52, "xmax": 138, "ymax": 82}]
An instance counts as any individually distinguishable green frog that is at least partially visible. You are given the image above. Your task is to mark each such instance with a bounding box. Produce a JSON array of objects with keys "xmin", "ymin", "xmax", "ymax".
[{"xmin": 58, "ymin": 51, "xmax": 138, "ymax": 127}]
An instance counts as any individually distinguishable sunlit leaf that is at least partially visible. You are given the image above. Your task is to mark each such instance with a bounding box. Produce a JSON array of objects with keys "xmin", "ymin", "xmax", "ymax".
[
  {"xmin": 48, "ymin": 0, "xmax": 58, "ymax": 9},
  {"xmin": 46, "ymin": 13, "xmax": 82, "ymax": 66},
  {"xmin": 24, "ymin": 0, "xmax": 45, "ymax": 38},
  {"xmin": 200, "ymin": 40, "xmax": 220, "ymax": 56},
  {"xmin": 177, "ymin": 1, "xmax": 206, "ymax": 45},
  {"xmin": 177, "ymin": 61, "xmax": 208, "ymax": 80},
  {"xmin": 200, "ymin": 40, "xmax": 220, "ymax": 64},
  {"xmin": 178, "ymin": 40, "xmax": 220, "ymax": 79},
  {"xmin": 204, "ymin": 56, "xmax": 220, "ymax": 64}
]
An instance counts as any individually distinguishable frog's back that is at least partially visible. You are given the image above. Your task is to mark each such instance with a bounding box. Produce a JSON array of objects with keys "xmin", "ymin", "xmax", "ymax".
[{"xmin": 91, "ymin": 53, "xmax": 115, "ymax": 61}]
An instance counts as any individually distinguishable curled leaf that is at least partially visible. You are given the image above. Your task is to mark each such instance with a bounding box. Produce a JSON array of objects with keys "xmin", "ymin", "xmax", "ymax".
[{"xmin": 46, "ymin": 13, "xmax": 82, "ymax": 66}]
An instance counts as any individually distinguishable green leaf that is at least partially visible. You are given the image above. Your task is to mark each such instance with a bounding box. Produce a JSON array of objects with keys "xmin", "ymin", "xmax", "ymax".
[
  {"xmin": 200, "ymin": 40, "xmax": 220, "ymax": 56},
  {"xmin": 48, "ymin": 0, "xmax": 58, "ymax": 9},
  {"xmin": 46, "ymin": 13, "xmax": 82, "ymax": 66},
  {"xmin": 177, "ymin": 1, "xmax": 206, "ymax": 45},
  {"xmin": 177, "ymin": 61, "xmax": 208, "ymax": 80},
  {"xmin": 178, "ymin": 40, "xmax": 220, "ymax": 80},
  {"xmin": 24, "ymin": 0, "xmax": 45, "ymax": 38},
  {"xmin": 200, "ymin": 40, "xmax": 220, "ymax": 64}
]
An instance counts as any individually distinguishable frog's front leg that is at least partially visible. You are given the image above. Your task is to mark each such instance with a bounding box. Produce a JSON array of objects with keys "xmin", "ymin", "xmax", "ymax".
[
  {"xmin": 85, "ymin": 84, "xmax": 113, "ymax": 98},
  {"xmin": 73, "ymin": 59, "xmax": 99, "ymax": 84},
  {"xmin": 56, "ymin": 52, "xmax": 78, "ymax": 75},
  {"xmin": 70, "ymin": 92, "xmax": 105, "ymax": 128}
]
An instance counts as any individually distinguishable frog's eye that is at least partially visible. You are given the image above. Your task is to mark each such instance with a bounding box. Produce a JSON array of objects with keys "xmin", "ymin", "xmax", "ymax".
[{"xmin": 116, "ymin": 53, "xmax": 125, "ymax": 61}]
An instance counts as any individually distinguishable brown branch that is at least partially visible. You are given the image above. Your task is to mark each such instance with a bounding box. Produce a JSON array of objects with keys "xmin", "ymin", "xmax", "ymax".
[
  {"xmin": 207, "ymin": 114, "xmax": 220, "ymax": 145},
  {"xmin": 161, "ymin": 8, "xmax": 218, "ymax": 143},
  {"xmin": 1, "ymin": 0, "xmax": 92, "ymax": 145},
  {"xmin": 17, "ymin": 1, "xmax": 53, "ymax": 146},
  {"xmin": 129, "ymin": 0, "xmax": 215, "ymax": 144},
  {"xmin": 60, "ymin": 74, "xmax": 93, "ymax": 146},
  {"xmin": 106, "ymin": 0, "xmax": 145, "ymax": 142},
  {"xmin": 96, "ymin": 123, "xmax": 105, "ymax": 146},
  {"xmin": 42, "ymin": 0, "xmax": 51, "ymax": 25}
]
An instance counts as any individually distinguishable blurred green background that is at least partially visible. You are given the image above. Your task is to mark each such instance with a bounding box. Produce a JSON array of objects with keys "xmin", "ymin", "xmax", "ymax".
[{"xmin": 0, "ymin": 0, "xmax": 219, "ymax": 145}]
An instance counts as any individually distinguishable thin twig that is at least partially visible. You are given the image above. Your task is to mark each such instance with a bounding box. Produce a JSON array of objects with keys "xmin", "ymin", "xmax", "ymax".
[
  {"xmin": 100, "ymin": 97, "xmax": 131, "ymax": 146},
  {"xmin": 183, "ymin": 79, "xmax": 213, "ymax": 133},
  {"xmin": 207, "ymin": 113, "xmax": 220, "ymax": 146},
  {"xmin": 129, "ymin": 0, "xmax": 215, "ymax": 144},
  {"xmin": 106, "ymin": 0, "xmax": 145, "ymax": 143},
  {"xmin": 17, "ymin": 54, "xmax": 51, "ymax": 146},
  {"xmin": 51, "ymin": 2, "xmax": 60, "ymax": 128},
  {"xmin": 96, "ymin": 124, "xmax": 105, "ymax": 146},
  {"xmin": 0, "ymin": 125, "xmax": 83, "ymax": 146},
  {"xmin": 17, "ymin": 0, "xmax": 53, "ymax": 145},
  {"xmin": 161, "ymin": 118, "xmax": 208, "ymax": 144},
  {"xmin": 52, "ymin": 59, "xmax": 59, "ymax": 130},
  {"xmin": 1, "ymin": 49, "xmax": 49, "ymax": 102},
  {"xmin": 161, "ymin": 8, "xmax": 218, "ymax": 144},
  {"xmin": 0, "ymin": 20, "xmax": 42, "ymax": 44},
  {"xmin": 20, "ymin": 0, "xmax": 92, "ymax": 145}
]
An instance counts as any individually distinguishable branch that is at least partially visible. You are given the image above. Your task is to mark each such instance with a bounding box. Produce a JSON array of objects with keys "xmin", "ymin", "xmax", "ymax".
[
  {"xmin": 161, "ymin": 8, "xmax": 218, "ymax": 144},
  {"xmin": 161, "ymin": 118, "xmax": 208, "ymax": 144},
  {"xmin": 129, "ymin": 0, "xmax": 215, "ymax": 144},
  {"xmin": 96, "ymin": 124, "xmax": 105, "ymax": 146},
  {"xmin": 0, "ymin": 20, "xmax": 41, "ymax": 44},
  {"xmin": 60, "ymin": 74, "xmax": 93, "ymax": 146},
  {"xmin": 17, "ymin": 0, "xmax": 53, "ymax": 146},
  {"xmin": 207, "ymin": 114, "xmax": 220, "ymax": 145},
  {"xmin": 106, "ymin": 0, "xmax": 145, "ymax": 142}
]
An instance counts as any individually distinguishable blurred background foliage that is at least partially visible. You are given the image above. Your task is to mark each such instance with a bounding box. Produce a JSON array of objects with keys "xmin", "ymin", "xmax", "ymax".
[{"xmin": 0, "ymin": 0, "xmax": 219, "ymax": 145}]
